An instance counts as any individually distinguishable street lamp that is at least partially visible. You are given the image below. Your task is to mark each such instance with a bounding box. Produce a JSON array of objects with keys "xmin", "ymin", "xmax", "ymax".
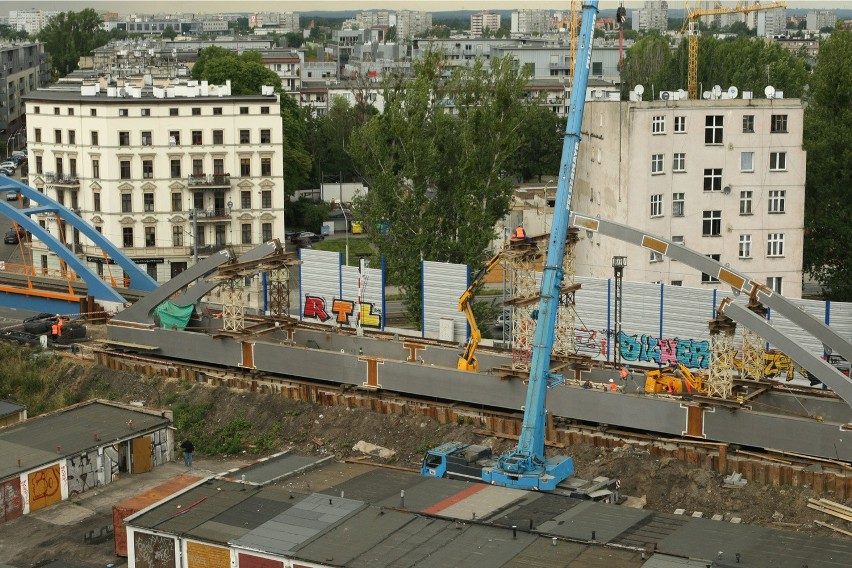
[{"xmin": 338, "ymin": 201, "xmax": 350, "ymax": 267}]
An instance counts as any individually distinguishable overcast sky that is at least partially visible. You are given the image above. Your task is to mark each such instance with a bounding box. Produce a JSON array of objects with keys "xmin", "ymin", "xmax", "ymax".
[{"xmin": 4, "ymin": 1, "xmax": 852, "ymax": 13}]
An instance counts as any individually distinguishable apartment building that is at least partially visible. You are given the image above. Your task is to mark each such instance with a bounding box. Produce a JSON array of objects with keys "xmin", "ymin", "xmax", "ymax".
[
  {"xmin": 571, "ymin": 96, "xmax": 805, "ymax": 298},
  {"xmin": 757, "ymin": 8, "xmax": 787, "ymax": 37},
  {"xmin": 470, "ymin": 11, "xmax": 501, "ymax": 36},
  {"xmin": 631, "ymin": 1, "xmax": 669, "ymax": 32},
  {"xmin": 8, "ymin": 9, "xmax": 59, "ymax": 35},
  {"xmin": 23, "ymin": 81, "xmax": 285, "ymax": 283},
  {"xmin": 0, "ymin": 41, "xmax": 50, "ymax": 134},
  {"xmin": 395, "ymin": 10, "xmax": 432, "ymax": 40},
  {"xmin": 511, "ymin": 10, "xmax": 551, "ymax": 35},
  {"xmin": 806, "ymin": 10, "xmax": 837, "ymax": 32}
]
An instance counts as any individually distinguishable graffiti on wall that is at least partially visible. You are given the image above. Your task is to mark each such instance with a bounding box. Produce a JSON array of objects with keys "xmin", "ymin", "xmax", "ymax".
[
  {"xmin": 0, "ymin": 478, "xmax": 22, "ymax": 523},
  {"xmin": 303, "ymin": 296, "xmax": 381, "ymax": 328},
  {"xmin": 134, "ymin": 532, "xmax": 176, "ymax": 568},
  {"xmin": 67, "ymin": 451, "xmax": 98, "ymax": 497},
  {"xmin": 617, "ymin": 332, "xmax": 712, "ymax": 369},
  {"xmin": 27, "ymin": 464, "xmax": 61, "ymax": 512}
]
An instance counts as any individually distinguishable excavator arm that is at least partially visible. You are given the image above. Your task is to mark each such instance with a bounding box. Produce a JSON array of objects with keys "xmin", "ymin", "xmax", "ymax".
[{"xmin": 457, "ymin": 252, "xmax": 504, "ymax": 372}]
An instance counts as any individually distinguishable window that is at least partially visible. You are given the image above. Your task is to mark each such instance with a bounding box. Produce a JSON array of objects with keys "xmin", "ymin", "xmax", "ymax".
[
  {"xmin": 170, "ymin": 160, "xmax": 183, "ymax": 179},
  {"xmin": 261, "ymin": 157, "xmax": 271, "ymax": 177},
  {"xmin": 56, "ymin": 190, "xmax": 64, "ymax": 206},
  {"xmin": 241, "ymin": 191, "xmax": 251, "ymax": 209},
  {"xmin": 240, "ymin": 106, "xmax": 249, "ymax": 115},
  {"xmin": 68, "ymin": 130, "xmax": 76, "ymax": 145},
  {"xmin": 173, "ymin": 226, "xmax": 184, "ymax": 247},
  {"xmin": 141, "ymin": 108, "xmax": 151, "ymax": 116},
  {"xmin": 767, "ymin": 233, "xmax": 785, "ymax": 257},
  {"xmin": 142, "ymin": 160, "xmax": 153, "ymax": 179},
  {"xmin": 145, "ymin": 226, "xmax": 156, "ymax": 247},
  {"xmin": 192, "ymin": 159, "xmax": 203, "ymax": 176},
  {"xmin": 738, "ymin": 190, "xmax": 753, "ymax": 215},
  {"xmin": 771, "ymin": 114, "xmax": 788, "ymax": 133},
  {"xmin": 743, "ymin": 115, "xmax": 754, "ymax": 133},
  {"xmin": 768, "ymin": 190, "xmax": 786, "ymax": 213},
  {"xmin": 94, "ymin": 192, "xmax": 101, "ymax": 212},
  {"xmin": 262, "ymin": 222, "xmax": 272, "ymax": 242},
  {"xmin": 169, "ymin": 130, "xmax": 180, "ymax": 146},
  {"xmin": 90, "ymin": 108, "xmax": 97, "ymax": 116},
  {"xmin": 739, "ymin": 234, "xmax": 752, "ymax": 258},
  {"xmin": 702, "ymin": 254, "xmax": 721, "ymax": 283},
  {"xmin": 672, "ymin": 235, "xmax": 684, "ymax": 247},
  {"xmin": 169, "ymin": 108, "xmax": 178, "ymax": 116},
  {"xmin": 260, "ymin": 129, "xmax": 271, "ymax": 144},
  {"xmin": 54, "ymin": 129, "xmax": 62, "ymax": 144},
  {"xmin": 769, "ymin": 152, "xmax": 787, "ymax": 171},
  {"xmin": 671, "ymin": 280, "xmax": 683, "ymax": 286},
  {"xmin": 119, "ymin": 108, "xmax": 129, "ymax": 117},
  {"xmin": 35, "ymin": 156, "xmax": 42, "ymax": 174},
  {"xmin": 240, "ymin": 158, "xmax": 251, "ymax": 176},
  {"xmin": 213, "ymin": 158, "xmax": 224, "ymax": 175},
  {"xmin": 674, "ymin": 116, "xmax": 686, "ymax": 133},
  {"xmin": 119, "ymin": 131, "xmax": 130, "ymax": 146},
  {"xmin": 767, "ymin": 277, "xmax": 782, "ymax": 294},
  {"xmin": 122, "ymin": 227, "xmax": 134, "ymax": 247},
  {"xmin": 121, "ymin": 193, "xmax": 132, "ymax": 213},
  {"xmin": 120, "ymin": 160, "xmax": 131, "ymax": 180},
  {"xmin": 193, "ymin": 191, "xmax": 203, "ymax": 210},
  {"xmin": 92, "ymin": 159, "xmax": 99, "ymax": 179},
  {"xmin": 91, "ymin": 131, "xmax": 99, "ymax": 146},
  {"xmin": 213, "ymin": 130, "xmax": 224, "ymax": 145},
  {"xmin": 172, "ymin": 193, "xmax": 182, "ymax": 212},
  {"xmin": 35, "ymin": 128, "xmax": 42, "ymax": 142},
  {"xmin": 702, "ymin": 210, "xmax": 721, "ymax": 236},
  {"xmin": 740, "ymin": 152, "xmax": 754, "ymax": 172},
  {"xmin": 53, "ymin": 107, "xmax": 60, "ymax": 115},
  {"xmin": 705, "ymin": 115, "xmax": 723, "ymax": 144},
  {"xmin": 192, "ymin": 107, "xmax": 201, "ymax": 116},
  {"xmin": 261, "ymin": 106, "xmax": 270, "ymax": 115},
  {"xmin": 239, "ymin": 130, "xmax": 250, "ymax": 144},
  {"xmin": 672, "ymin": 193, "xmax": 684, "ymax": 217},
  {"xmin": 652, "ymin": 115, "xmax": 665, "ymax": 134},
  {"xmin": 241, "ymin": 223, "xmax": 252, "ymax": 244},
  {"xmin": 69, "ymin": 158, "xmax": 77, "ymax": 177},
  {"xmin": 141, "ymin": 131, "xmax": 152, "ymax": 146},
  {"xmin": 651, "ymin": 154, "xmax": 664, "ymax": 175},
  {"xmin": 650, "ymin": 194, "xmax": 663, "ymax": 217},
  {"xmin": 672, "ymin": 153, "xmax": 685, "ymax": 172},
  {"xmin": 67, "ymin": 108, "xmax": 74, "ymax": 116},
  {"xmin": 56, "ymin": 157, "xmax": 64, "ymax": 176},
  {"xmin": 261, "ymin": 190, "xmax": 272, "ymax": 209},
  {"xmin": 192, "ymin": 130, "xmax": 203, "ymax": 145},
  {"xmin": 213, "ymin": 107, "xmax": 223, "ymax": 115},
  {"xmin": 650, "ymin": 251, "xmax": 663, "ymax": 263},
  {"xmin": 34, "ymin": 106, "xmax": 40, "ymax": 114},
  {"xmin": 144, "ymin": 193, "xmax": 154, "ymax": 212},
  {"xmin": 703, "ymin": 168, "xmax": 722, "ymax": 192}
]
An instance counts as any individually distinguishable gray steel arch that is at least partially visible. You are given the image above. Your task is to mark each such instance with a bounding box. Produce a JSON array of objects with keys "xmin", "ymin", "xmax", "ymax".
[
  {"xmin": 0, "ymin": 176, "xmax": 157, "ymax": 303},
  {"xmin": 569, "ymin": 213, "xmax": 852, "ymax": 409}
]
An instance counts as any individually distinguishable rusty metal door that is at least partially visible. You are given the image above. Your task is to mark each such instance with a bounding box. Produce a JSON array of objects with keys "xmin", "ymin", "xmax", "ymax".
[
  {"xmin": 241, "ymin": 341, "xmax": 254, "ymax": 369},
  {"xmin": 132, "ymin": 436, "xmax": 153, "ymax": 474},
  {"xmin": 0, "ymin": 478, "xmax": 23, "ymax": 523},
  {"xmin": 28, "ymin": 464, "xmax": 62, "ymax": 512},
  {"xmin": 684, "ymin": 405, "xmax": 705, "ymax": 438}
]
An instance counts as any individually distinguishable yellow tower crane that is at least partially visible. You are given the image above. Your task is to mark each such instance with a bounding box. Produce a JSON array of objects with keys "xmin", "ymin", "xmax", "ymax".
[{"xmin": 682, "ymin": 1, "xmax": 786, "ymax": 100}]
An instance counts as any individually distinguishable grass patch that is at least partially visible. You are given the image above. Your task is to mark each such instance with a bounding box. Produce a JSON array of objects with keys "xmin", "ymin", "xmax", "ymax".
[{"xmin": 313, "ymin": 237, "xmax": 376, "ymax": 267}]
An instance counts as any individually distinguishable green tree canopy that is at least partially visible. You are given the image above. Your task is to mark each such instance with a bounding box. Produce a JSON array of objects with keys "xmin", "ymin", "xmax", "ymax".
[
  {"xmin": 38, "ymin": 9, "xmax": 110, "ymax": 78},
  {"xmin": 280, "ymin": 94, "xmax": 313, "ymax": 194},
  {"xmin": 349, "ymin": 51, "xmax": 529, "ymax": 322},
  {"xmin": 191, "ymin": 47, "xmax": 282, "ymax": 95},
  {"xmin": 803, "ymin": 29, "xmax": 852, "ymax": 300},
  {"xmin": 162, "ymin": 25, "xmax": 177, "ymax": 40},
  {"xmin": 619, "ymin": 33, "xmax": 672, "ymax": 94},
  {"xmin": 512, "ymin": 104, "xmax": 565, "ymax": 182}
]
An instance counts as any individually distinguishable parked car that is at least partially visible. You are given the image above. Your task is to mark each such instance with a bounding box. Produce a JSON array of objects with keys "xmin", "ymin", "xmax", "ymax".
[
  {"xmin": 4, "ymin": 226, "xmax": 27, "ymax": 244},
  {"xmin": 0, "ymin": 161, "xmax": 16, "ymax": 170},
  {"xmin": 0, "ymin": 167, "xmax": 14, "ymax": 176},
  {"xmin": 289, "ymin": 231, "xmax": 324, "ymax": 244},
  {"xmin": 5, "ymin": 191, "xmax": 18, "ymax": 201}
]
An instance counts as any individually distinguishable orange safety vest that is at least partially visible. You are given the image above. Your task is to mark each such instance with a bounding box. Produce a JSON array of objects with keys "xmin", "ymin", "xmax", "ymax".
[
  {"xmin": 51, "ymin": 324, "xmax": 59, "ymax": 335},
  {"xmin": 515, "ymin": 227, "xmax": 526, "ymax": 239},
  {"xmin": 620, "ymin": 367, "xmax": 628, "ymax": 380},
  {"xmin": 609, "ymin": 382, "xmax": 618, "ymax": 392}
]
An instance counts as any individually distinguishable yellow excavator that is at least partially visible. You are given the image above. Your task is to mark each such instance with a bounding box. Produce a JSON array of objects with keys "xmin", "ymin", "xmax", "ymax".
[
  {"xmin": 457, "ymin": 253, "xmax": 504, "ymax": 372},
  {"xmin": 645, "ymin": 364, "xmax": 706, "ymax": 395}
]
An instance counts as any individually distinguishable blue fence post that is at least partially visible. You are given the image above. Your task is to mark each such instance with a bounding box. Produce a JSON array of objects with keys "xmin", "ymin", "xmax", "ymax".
[{"xmin": 606, "ymin": 278, "xmax": 612, "ymax": 362}]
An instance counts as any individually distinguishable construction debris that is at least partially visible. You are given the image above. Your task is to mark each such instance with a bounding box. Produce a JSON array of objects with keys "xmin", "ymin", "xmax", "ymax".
[
  {"xmin": 723, "ymin": 472, "xmax": 748, "ymax": 488},
  {"xmin": 807, "ymin": 497, "xmax": 852, "ymax": 522},
  {"xmin": 353, "ymin": 440, "xmax": 396, "ymax": 459}
]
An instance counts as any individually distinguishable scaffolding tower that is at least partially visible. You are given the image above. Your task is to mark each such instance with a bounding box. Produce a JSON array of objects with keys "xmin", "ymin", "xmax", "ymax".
[
  {"xmin": 553, "ymin": 228, "xmax": 579, "ymax": 356},
  {"xmin": 740, "ymin": 297, "xmax": 768, "ymax": 381},
  {"xmin": 707, "ymin": 312, "xmax": 737, "ymax": 399}
]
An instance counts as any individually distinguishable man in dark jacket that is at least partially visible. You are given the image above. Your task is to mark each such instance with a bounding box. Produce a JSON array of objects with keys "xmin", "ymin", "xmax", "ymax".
[{"xmin": 180, "ymin": 439, "xmax": 194, "ymax": 467}]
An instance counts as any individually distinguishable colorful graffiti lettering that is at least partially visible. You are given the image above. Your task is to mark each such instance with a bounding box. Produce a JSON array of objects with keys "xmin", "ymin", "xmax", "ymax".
[
  {"xmin": 303, "ymin": 296, "xmax": 382, "ymax": 329},
  {"xmin": 28, "ymin": 464, "xmax": 61, "ymax": 511},
  {"xmin": 617, "ymin": 332, "xmax": 711, "ymax": 369}
]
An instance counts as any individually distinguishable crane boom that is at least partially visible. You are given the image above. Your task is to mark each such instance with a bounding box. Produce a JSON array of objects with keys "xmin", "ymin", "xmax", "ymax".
[
  {"xmin": 457, "ymin": 252, "xmax": 505, "ymax": 372},
  {"xmin": 483, "ymin": 0, "xmax": 598, "ymax": 491},
  {"xmin": 682, "ymin": 1, "xmax": 786, "ymax": 99}
]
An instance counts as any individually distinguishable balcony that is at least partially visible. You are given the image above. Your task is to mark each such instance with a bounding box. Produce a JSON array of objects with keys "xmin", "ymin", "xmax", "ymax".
[
  {"xmin": 193, "ymin": 208, "xmax": 232, "ymax": 221},
  {"xmin": 44, "ymin": 172, "xmax": 80, "ymax": 187},
  {"xmin": 187, "ymin": 174, "xmax": 231, "ymax": 190}
]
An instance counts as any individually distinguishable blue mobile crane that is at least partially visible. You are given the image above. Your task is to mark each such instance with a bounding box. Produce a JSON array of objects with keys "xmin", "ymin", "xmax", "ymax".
[{"xmin": 422, "ymin": 0, "xmax": 601, "ymax": 492}]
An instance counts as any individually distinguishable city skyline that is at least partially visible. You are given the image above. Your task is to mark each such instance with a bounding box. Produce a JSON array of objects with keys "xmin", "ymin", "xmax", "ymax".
[{"xmin": 3, "ymin": 0, "xmax": 852, "ymax": 15}]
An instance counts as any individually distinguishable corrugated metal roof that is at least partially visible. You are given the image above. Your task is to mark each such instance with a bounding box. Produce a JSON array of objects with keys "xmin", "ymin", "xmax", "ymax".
[
  {"xmin": 232, "ymin": 493, "xmax": 362, "ymax": 556},
  {"xmin": 0, "ymin": 401, "xmax": 169, "ymax": 481},
  {"xmin": 536, "ymin": 500, "xmax": 652, "ymax": 543}
]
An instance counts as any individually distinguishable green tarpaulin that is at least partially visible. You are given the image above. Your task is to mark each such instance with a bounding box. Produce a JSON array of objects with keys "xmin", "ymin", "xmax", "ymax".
[{"xmin": 153, "ymin": 301, "xmax": 195, "ymax": 330}]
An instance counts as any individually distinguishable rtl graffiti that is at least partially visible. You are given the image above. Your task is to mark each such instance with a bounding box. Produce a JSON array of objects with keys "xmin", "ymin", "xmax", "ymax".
[{"xmin": 303, "ymin": 296, "xmax": 381, "ymax": 328}]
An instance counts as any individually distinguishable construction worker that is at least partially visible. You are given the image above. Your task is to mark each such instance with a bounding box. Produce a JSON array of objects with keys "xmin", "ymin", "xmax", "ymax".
[
  {"xmin": 608, "ymin": 379, "xmax": 618, "ymax": 392},
  {"xmin": 511, "ymin": 225, "xmax": 530, "ymax": 245},
  {"xmin": 53, "ymin": 315, "xmax": 63, "ymax": 339},
  {"xmin": 620, "ymin": 366, "xmax": 628, "ymax": 381}
]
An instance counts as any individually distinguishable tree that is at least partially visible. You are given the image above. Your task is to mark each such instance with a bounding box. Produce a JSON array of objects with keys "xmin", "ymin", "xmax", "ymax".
[
  {"xmin": 191, "ymin": 48, "xmax": 282, "ymax": 95},
  {"xmin": 38, "ymin": 9, "xmax": 110, "ymax": 78},
  {"xmin": 280, "ymin": 94, "xmax": 313, "ymax": 194},
  {"xmin": 385, "ymin": 26, "xmax": 397, "ymax": 42},
  {"xmin": 803, "ymin": 29, "xmax": 852, "ymax": 300},
  {"xmin": 349, "ymin": 51, "xmax": 529, "ymax": 323},
  {"xmin": 284, "ymin": 32, "xmax": 304, "ymax": 48},
  {"xmin": 162, "ymin": 25, "xmax": 177, "ymax": 40},
  {"xmin": 619, "ymin": 33, "xmax": 672, "ymax": 94},
  {"xmin": 513, "ymin": 104, "xmax": 565, "ymax": 182}
]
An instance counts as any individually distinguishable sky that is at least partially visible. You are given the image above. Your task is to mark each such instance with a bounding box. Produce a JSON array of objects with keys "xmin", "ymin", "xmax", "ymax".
[{"xmin": 4, "ymin": 0, "xmax": 852, "ymax": 13}]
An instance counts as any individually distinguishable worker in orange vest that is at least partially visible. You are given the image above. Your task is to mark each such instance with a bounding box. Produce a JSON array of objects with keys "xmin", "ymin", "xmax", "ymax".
[
  {"xmin": 608, "ymin": 379, "xmax": 618, "ymax": 392},
  {"xmin": 512, "ymin": 225, "xmax": 530, "ymax": 245}
]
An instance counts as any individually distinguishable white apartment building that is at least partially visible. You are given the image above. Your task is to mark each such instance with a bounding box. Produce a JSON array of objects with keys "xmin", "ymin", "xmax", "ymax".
[
  {"xmin": 395, "ymin": 10, "xmax": 432, "ymax": 40},
  {"xmin": 757, "ymin": 8, "xmax": 787, "ymax": 37},
  {"xmin": 806, "ymin": 10, "xmax": 837, "ymax": 32},
  {"xmin": 631, "ymin": 1, "xmax": 668, "ymax": 32},
  {"xmin": 8, "ymin": 9, "xmax": 59, "ymax": 35},
  {"xmin": 511, "ymin": 10, "xmax": 551, "ymax": 35},
  {"xmin": 470, "ymin": 11, "xmax": 501, "ymax": 36},
  {"xmin": 570, "ymin": 97, "xmax": 805, "ymax": 298},
  {"xmin": 23, "ymin": 82, "xmax": 286, "ymax": 284}
]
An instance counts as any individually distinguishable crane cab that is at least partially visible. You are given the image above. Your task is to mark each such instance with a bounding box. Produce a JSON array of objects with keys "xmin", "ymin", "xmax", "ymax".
[{"xmin": 421, "ymin": 442, "xmax": 494, "ymax": 481}]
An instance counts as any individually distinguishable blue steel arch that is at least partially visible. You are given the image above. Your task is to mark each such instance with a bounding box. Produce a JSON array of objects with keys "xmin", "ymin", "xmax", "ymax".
[{"xmin": 0, "ymin": 176, "xmax": 158, "ymax": 303}]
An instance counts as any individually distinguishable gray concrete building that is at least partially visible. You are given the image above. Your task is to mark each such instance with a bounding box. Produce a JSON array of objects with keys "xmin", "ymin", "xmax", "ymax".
[{"xmin": 0, "ymin": 41, "xmax": 50, "ymax": 140}]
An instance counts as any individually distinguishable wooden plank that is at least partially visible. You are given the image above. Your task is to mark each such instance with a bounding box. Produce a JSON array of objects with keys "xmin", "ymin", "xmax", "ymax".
[
  {"xmin": 814, "ymin": 520, "xmax": 852, "ymax": 537},
  {"xmin": 807, "ymin": 502, "xmax": 852, "ymax": 522}
]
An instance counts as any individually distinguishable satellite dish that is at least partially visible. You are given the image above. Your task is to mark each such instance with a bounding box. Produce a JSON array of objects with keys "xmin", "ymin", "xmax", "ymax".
[
  {"xmin": 765, "ymin": 85, "xmax": 776, "ymax": 99},
  {"xmin": 677, "ymin": 89, "xmax": 687, "ymax": 100},
  {"xmin": 728, "ymin": 86, "xmax": 738, "ymax": 98},
  {"xmin": 723, "ymin": 186, "xmax": 731, "ymax": 194},
  {"xmin": 661, "ymin": 91, "xmax": 670, "ymax": 100},
  {"xmin": 634, "ymin": 84, "xmax": 645, "ymax": 96},
  {"xmin": 712, "ymin": 84, "xmax": 722, "ymax": 98},
  {"xmin": 702, "ymin": 91, "xmax": 711, "ymax": 100}
]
